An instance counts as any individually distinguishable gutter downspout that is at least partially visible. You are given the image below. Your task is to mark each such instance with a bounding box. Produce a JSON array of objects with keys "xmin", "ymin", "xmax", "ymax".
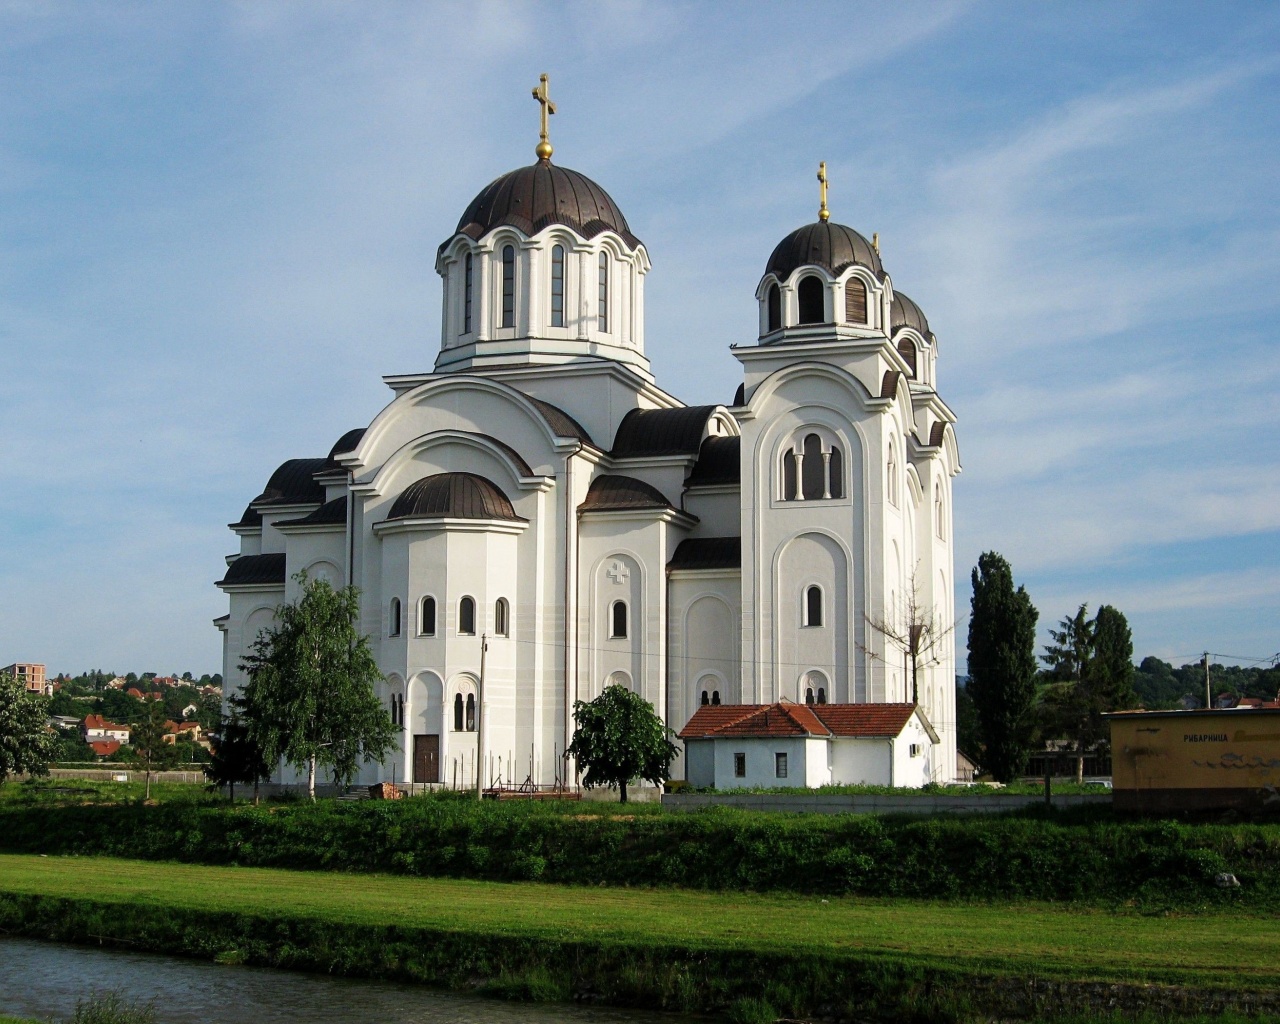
[
  {"xmin": 563, "ymin": 450, "xmax": 577, "ymax": 783},
  {"xmin": 888, "ymin": 738, "xmax": 895, "ymax": 788}
]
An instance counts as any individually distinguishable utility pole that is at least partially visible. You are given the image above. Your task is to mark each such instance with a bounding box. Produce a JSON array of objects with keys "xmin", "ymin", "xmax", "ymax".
[
  {"xmin": 1204, "ymin": 651, "xmax": 1211, "ymax": 709},
  {"xmin": 475, "ymin": 633, "xmax": 488, "ymax": 801}
]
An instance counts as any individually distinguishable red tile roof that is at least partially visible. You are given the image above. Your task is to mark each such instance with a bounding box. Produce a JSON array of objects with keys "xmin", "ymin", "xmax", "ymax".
[
  {"xmin": 89, "ymin": 740, "xmax": 121, "ymax": 757},
  {"xmin": 679, "ymin": 702, "xmax": 921, "ymax": 740},
  {"xmin": 83, "ymin": 714, "xmax": 128, "ymax": 732}
]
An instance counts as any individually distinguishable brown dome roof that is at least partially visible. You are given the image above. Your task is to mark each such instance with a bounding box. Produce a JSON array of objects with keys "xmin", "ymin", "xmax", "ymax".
[
  {"xmin": 891, "ymin": 291, "xmax": 932, "ymax": 338},
  {"xmin": 387, "ymin": 473, "xmax": 523, "ymax": 522},
  {"xmin": 449, "ymin": 160, "xmax": 641, "ymax": 250},
  {"xmin": 765, "ymin": 221, "xmax": 883, "ymax": 281}
]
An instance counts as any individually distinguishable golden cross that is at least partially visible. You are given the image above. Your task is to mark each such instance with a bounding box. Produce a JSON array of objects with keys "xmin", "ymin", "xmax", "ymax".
[
  {"xmin": 872, "ymin": 232, "xmax": 880, "ymax": 255},
  {"xmin": 817, "ymin": 161, "xmax": 830, "ymax": 222},
  {"xmin": 532, "ymin": 73, "xmax": 556, "ymax": 161}
]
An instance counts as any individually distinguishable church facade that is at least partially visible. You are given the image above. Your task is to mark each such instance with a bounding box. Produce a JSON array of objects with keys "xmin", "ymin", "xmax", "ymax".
[{"xmin": 216, "ymin": 92, "xmax": 960, "ymax": 789}]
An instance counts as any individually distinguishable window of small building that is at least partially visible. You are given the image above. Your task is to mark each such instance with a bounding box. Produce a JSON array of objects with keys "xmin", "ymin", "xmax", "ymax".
[
  {"xmin": 551, "ymin": 244, "xmax": 565, "ymax": 327},
  {"xmin": 501, "ymin": 245, "xmax": 516, "ymax": 328},
  {"xmin": 598, "ymin": 252, "xmax": 609, "ymax": 333},
  {"xmin": 389, "ymin": 597, "xmax": 401, "ymax": 637},
  {"xmin": 610, "ymin": 600, "xmax": 628, "ymax": 639},
  {"xmin": 463, "ymin": 252, "xmax": 473, "ymax": 334},
  {"xmin": 898, "ymin": 338, "xmax": 917, "ymax": 377},
  {"xmin": 845, "ymin": 277, "xmax": 867, "ymax": 323},
  {"xmin": 453, "ymin": 693, "xmax": 464, "ymax": 732},
  {"xmin": 734, "ymin": 752, "xmax": 746, "ymax": 778},
  {"xmin": 459, "ymin": 596, "xmax": 476, "ymax": 636},
  {"xmin": 766, "ymin": 283, "xmax": 781, "ymax": 331},
  {"xmin": 494, "ymin": 597, "xmax": 509, "ymax": 637},
  {"xmin": 774, "ymin": 752, "xmax": 788, "ymax": 779},
  {"xmin": 419, "ymin": 596, "xmax": 436, "ymax": 637},
  {"xmin": 804, "ymin": 585, "xmax": 823, "ymax": 628},
  {"xmin": 797, "ymin": 276, "xmax": 825, "ymax": 325},
  {"xmin": 465, "ymin": 693, "xmax": 476, "ymax": 732}
]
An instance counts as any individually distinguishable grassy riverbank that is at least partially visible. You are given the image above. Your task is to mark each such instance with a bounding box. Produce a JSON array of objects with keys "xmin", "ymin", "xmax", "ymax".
[{"xmin": 2, "ymin": 854, "xmax": 1279, "ymax": 1022}]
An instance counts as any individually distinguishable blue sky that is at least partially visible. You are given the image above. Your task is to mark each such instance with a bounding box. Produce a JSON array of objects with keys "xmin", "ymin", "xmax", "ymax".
[{"xmin": 1, "ymin": 2, "xmax": 1277, "ymax": 676}]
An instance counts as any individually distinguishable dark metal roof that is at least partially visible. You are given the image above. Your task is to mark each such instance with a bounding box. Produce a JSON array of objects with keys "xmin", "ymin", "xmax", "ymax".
[
  {"xmin": 448, "ymin": 160, "xmax": 642, "ymax": 251},
  {"xmin": 612, "ymin": 406, "xmax": 718, "ymax": 458},
  {"xmin": 668, "ymin": 537, "xmax": 741, "ymax": 571},
  {"xmin": 277, "ymin": 495, "xmax": 347, "ymax": 528},
  {"xmin": 881, "ymin": 370, "xmax": 902, "ymax": 400},
  {"xmin": 252, "ymin": 458, "xmax": 327, "ymax": 507},
  {"xmin": 323, "ymin": 428, "xmax": 366, "ymax": 470},
  {"xmin": 579, "ymin": 474, "xmax": 674, "ymax": 513},
  {"xmin": 765, "ymin": 221, "xmax": 883, "ymax": 281},
  {"xmin": 732, "ymin": 383, "xmax": 745, "ymax": 406},
  {"xmin": 232, "ymin": 503, "xmax": 263, "ymax": 528},
  {"xmin": 522, "ymin": 394, "xmax": 594, "ymax": 445},
  {"xmin": 387, "ymin": 473, "xmax": 523, "ymax": 522},
  {"xmin": 929, "ymin": 422, "xmax": 948, "ymax": 448},
  {"xmin": 686, "ymin": 436, "xmax": 740, "ymax": 487},
  {"xmin": 218, "ymin": 553, "xmax": 286, "ymax": 587},
  {"xmin": 891, "ymin": 291, "xmax": 931, "ymax": 338},
  {"xmin": 472, "ymin": 433, "xmax": 533, "ymax": 476}
]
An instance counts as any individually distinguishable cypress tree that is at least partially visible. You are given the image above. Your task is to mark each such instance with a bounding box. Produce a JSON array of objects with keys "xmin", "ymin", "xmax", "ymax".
[{"xmin": 966, "ymin": 552, "xmax": 1039, "ymax": 783}]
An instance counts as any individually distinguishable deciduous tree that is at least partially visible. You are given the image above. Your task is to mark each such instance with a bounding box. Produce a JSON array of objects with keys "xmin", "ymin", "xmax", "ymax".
[
  {"xmin": 568, "ymin": 684, "xmax": 678, "ymax": 803},
  {"xmin": 0, "ymin": 673, "xmax": 58, "ymax": 785},
  {"xmin": 205, "ymin": 700, "xmax": 271, "ymax": 803},
  {"xmin": 130, "ymin": 698, "xmax": 180, "ymax": 800}
]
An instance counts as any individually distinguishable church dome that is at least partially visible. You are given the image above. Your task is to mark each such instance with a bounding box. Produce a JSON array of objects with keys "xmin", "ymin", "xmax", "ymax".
[
  {"xmin": 766, "ymin": 221, "xmax": 883, "ymax": 281},
  {"xmin": 451, "ymin": 160, "xmax": 642, "ymax": 250},
  {"xmin": 890, "ymin": 291, "xmax": 930, "ymax": 337},
  {"xmin": 387, "ymin": 472, "xmax": 524, "ymax": 522}
]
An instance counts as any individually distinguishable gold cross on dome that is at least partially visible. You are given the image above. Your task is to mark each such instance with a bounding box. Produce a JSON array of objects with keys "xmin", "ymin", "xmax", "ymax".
[
  {"xmin": 817, "ymin": 161, "xmax": 830, "ymax": 222},
  {"xmin": 532, "ymin": 73, "xmax": 556, "ymax": 160}
]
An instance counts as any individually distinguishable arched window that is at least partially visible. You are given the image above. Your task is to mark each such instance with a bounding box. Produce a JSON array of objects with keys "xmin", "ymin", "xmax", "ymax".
[
  {"xmin": 550, "ymin": 244, "xmax": 565, "ymax": 327},
  {"xmin": 817, "ymin": 687, "xmax": 827, "ymax": 705},
  {"xmin": 801, "ymin": 433, "xmax": 825, "ymax": 500},
  {"xmin": 887, "ymin": 441, "xmax": 898, "ymax": 507},
  {"xmin": 465, "ymin": 693, "xmax": 476, "ymax": 732},
  {"xmin": 494, "ymin": 598, "xmax": 509, "ymax": 637},
  {"xmin": 700, "ymin": 690, "xmax": 709, "ymax": 706},
  {"xmin": 766, "ymin": 283, "xmax": 781, "ymax": 332},
  {"xmin": 898, "ymin": 338, "xmax": 917, "ymax": 377},
  {"xmin": 501, "ymin": 245, "xmax": 515, "ymax": 328},
  {"xmin": 845, "ymin": 277, "xmax": 868, "ymax": 323},
  {"xmin": 828, "ymin": 444, "xmax": 844, "ymax": 499},
  {"xmin": 804, "ymin": 585, "xmax": 823, "ymax": 627},
  {"xmin": 935, "ymin": 487, "xmax": 945, "ymax": 539},
  {"xmin": 598, "ymin": 252, "xmax": 609, "ymax": 332},
  {"xmin": 419, "ymin": 596, "xmax": 436, "ymax": 637},
  {"xmin": 797, "ymin": 276, "xmax": 825, "ymax": 325},
  {"xmin": 453, "ymin": 693, "xmax": 464, "ymax": 732},
  {"xmin": 389, "ymin": 598, "xmax": 401, "ymax": 637},
  {"xmin": 458, "ymin": 596, "xmax": 476, "ymax": 635},
  {"xmin": 781, "ymin": 448, "xmax": 798, "ymax": 500},
  {"xmin": 805, "ymin": 687, "xmax": 815, "ymax": 705},
  {"xmin": 610, "ymin": 600, "xmax": 628, "ymax": 639},
  {"xmin": 711, "ymin": 690, "xmax": 721, "ymax": 705},
  {"xmin": 463, "ymin": 253, "xmax": 473, "ymax": 334}
]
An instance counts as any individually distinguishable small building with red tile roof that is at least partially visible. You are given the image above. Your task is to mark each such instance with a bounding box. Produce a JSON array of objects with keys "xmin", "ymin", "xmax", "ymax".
[
  {"xmin": 88, "ymin": 740, "xmax": 122, "ymax": 759},
  {"xmin": 82, "ymin": 714, "xmax": 130, "ymax": 744},
  {"xmin": 679, "ymin": 701, "xmax": 939, "ymax": 789}
]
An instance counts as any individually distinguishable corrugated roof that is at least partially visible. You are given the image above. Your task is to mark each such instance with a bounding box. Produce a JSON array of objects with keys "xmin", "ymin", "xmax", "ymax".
[
  {"xmin": 252, "ymin": 458, "xmax": 327, "ymax": 507},
  {"xmin": 276, "ymin": 495, "xmax": 347, "ymax": 528},
  {"xmin": 881, "ymin": 370, "xmax": 902, "ymax": 400},
  {"xmin": 766, "ymin": 221, "xmax": 884, "ymax": 281},
  {"xmin": 612, "ymin": 406, "xmax": 718, "ymax": 458},
  {"xmin": 668, "ymin": 537, "xmax": 741, "ymax": 571},
  {"xmin": 686, "ymin": 436, "xmax": 740, "ymax": 487},
  {"xmin": 387, "ymin": 473, "xmax": 524, "ymax": 522},
  {"xmin": 928, "ymin": 422, "xmax": 947, "ymax": 448},
  {"xmin": 232, "ymin": 503, "xmax": 262, "ymax": 528},
  {"xmin": 680, "ymin": 702, "xmax": 920, "ymax": 739},
  {"xmin": 218, "ymin": 553, "xmax": 286, "ymax": 588},
  {"xmin": 891, "ymin": 290, "xmax": 931, "ymax": 338},
  {"xmin": 522, "ymin": 394, "xmax": 594, "ymax": 446},
  {"xmin": 580, "ymin": 474, "xmax": 673, "ymax": 512},
  {"xmin": 323, "ymin": 428, "xmax": 366, "ymax": 469}
]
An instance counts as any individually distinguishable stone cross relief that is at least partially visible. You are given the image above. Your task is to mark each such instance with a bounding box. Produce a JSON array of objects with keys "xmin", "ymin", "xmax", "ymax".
[{"xmin": 606, "ymin": 561, "xmax": 630, "ymax": 585}]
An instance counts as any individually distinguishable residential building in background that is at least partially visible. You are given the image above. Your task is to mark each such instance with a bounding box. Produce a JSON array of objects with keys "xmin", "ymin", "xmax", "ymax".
[{"xmin": 2, "ymin": 663, "xmax": 48, "ymax": 696}]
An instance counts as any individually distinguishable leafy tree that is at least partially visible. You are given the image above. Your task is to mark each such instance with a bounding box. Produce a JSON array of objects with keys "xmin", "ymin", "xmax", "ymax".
[
  {"xmin": 205, "ymin": 703, "xmax": 271, "ymax": 803},
  {"xmin": 567, "ymin": 684, "xmax": 678, "ymax": 802},
  {"xmin": 966, "ymin": 552, "xmax": 1039, "ymax": 783},
  {"xmin": 1092, "ymin": 605, "xmax": 1136, "ymax": 710},
  {"xmin": 240, "ymin": 573, "xmax": 396, "ymax": 800},
  {"xmin": 130, "ymin": 699, "xmax": 180, "ymax": 799},
  {"xmin": 0, "ymin": 673, "xmax": 59, "ymax": 785},
  {"xmin": 954, "ymin": 680, "xmax": 983, "ymax": 762}
]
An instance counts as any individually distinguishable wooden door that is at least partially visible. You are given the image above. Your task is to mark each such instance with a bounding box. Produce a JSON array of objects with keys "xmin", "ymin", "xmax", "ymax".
[{"xmin": 413, "ymin": 734, "xmax": 440, "ymax": 784}]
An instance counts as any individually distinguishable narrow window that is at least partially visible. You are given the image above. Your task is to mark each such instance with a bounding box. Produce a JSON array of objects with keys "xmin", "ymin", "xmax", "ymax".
[
  {"xmin": 734, "ymin": 752, "xmax": 746, "ymax": 778},
  {"xmin": 805, "ymin": 687, "xmax": 815, "ymax": 705},
  {"xmin": 465, "ymin": 693, "xmax": 476, "ymax": 732},
  {"xmin": 598, "ymin": 252, "xmax": 609, "ymax": 332},
  {"xmin": 463, "ymin": 253, "xmax": 473, "ymax": 334},
  {"xmin": 610, "ymin": 600, "xmax": 628, "ymax": 639},
  {"xmin": 845, "ymin": 278, "xmax": 867, "ymax": 323},
  {"xmin": 898, "ymin": 339, "xmax": 917, "ymax": 377},
  {"xmin": 817, "ymin": 687, "xmax": 827, "ymax": 705},
  {"xmin": 801, "ymin": 433, "xmax": 824, "ymax": 500},
  {"xmin": 797, "ymin": 276, "xmax": 824, "ymax": 325},
  {"xmin": 389, "ymin": 598, "xmax": 401, "ymax": 637},
  {"xmin": 459, "ymin": 596, "xmax": 476, "ymax": 635},
  {"xmin": 420, "ymin": 596, "xmax": 436, "ymax": 637},
  {"xmin": 712, "ymin": 691, "xmax": 721, "ymax": 705},
  {"xmin": 494, "ymin": 598, "xmax": 509, "ymax": 637},
  {"xmin": 887, "ymin": 442, "xmax": 898, "ymax": 507},
  {"xmin": 828, "ymin": 444, "xmax": 844, "ymax": 499},
  {"xmin": 700, "ymin": 690, "xmax": 709, "ymax": 706},
  {"xmin": 551, "ymin": 245, "xmax": 565, "ymax": 327},
  {"xmin": 501, "ymin": 245, "xmax": 515, "ymax": 328},
  {"xmin": 782, "ymin": 448, "xmax": 798, "ymax": 500},
  {"xmin": 766, "ymin": 283, "xmax": 781, "ymax": 332},
  {"xmin": 936, "ymin": 488, "xmax": 945, "ymax": 539},
  {"xmin": 775, "ymin": 752, "xmax": 788, "ymax": 779},
  {"xmin": 453, "ymin": 693, "xmax": 464, "ymax": 732},
  {"xmin": 805, "ymin": 586, "xmax": 823, "ymax": 627}
]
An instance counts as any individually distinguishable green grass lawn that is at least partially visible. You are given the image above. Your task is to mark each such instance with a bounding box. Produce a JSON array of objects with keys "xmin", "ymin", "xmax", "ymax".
[{"xmin": 1, "ymin": 854, "xmax": 1276, "ymax": 990}]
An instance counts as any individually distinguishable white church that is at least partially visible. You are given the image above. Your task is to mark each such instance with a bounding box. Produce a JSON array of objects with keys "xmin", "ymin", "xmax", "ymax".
[{"xmin": 216, "ymin": 81, "xmax": 961, "ymax": 791}]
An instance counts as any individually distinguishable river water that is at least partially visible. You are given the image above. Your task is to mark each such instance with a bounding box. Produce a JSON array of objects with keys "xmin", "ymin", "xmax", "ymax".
[{"xmin": 0, "ymin": 939, "xmax": 690, "ymax": 1023}]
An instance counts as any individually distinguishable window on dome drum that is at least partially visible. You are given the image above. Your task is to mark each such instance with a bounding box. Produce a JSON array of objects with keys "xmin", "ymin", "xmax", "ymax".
[
  {"xmin": 463, "ymin": 253, "xmax": 473, "ymax": 334},
  {"xmin": 598, "ymin": 252, "xmax": 609, "ymax": 332},
  {"xmin": 775, "ymin": 752, "xmax": 788, "ymax": 779},
  {"xmin": 767, "ymin": 283, "xmax": 781, "ymax": 332},
  {"xmin": 797, "ymin": 276, "xmax": 825, "ymax": 324},
  {"xmin": 453, "ymin": 693, "xmax": 464, "ymax": 731},
  {"xmin": 465, "ymin": 693, "xmax": 476, "ymax": 732},
  {"xmin": 801, "ymin": 433, "xmax": 825, "ymax": 500},
  {"xmin": 898, "ymin": 338, "xmax": 917, "ymax": 377},
  {"xmin": 419, "ymin": 596, "xmax": 436, "ymax": 637},
  {"xmin": 610, "ymin": 600, "xmax": 628, "ymax": 639},
  {"xmin": 389, "ymin": 598, "xmax": 401, "ymax": 637},
  {"xmin": 494, "ymin": 598, "xmax": 509, "ymax": 637},
  {"xmin": 804, "ymin": 586, "xmax": 823, "ymax": 628},
  {"xmin": 845, "ymin": 278, "xmax": 867, "ymax": 323},
  {"xmin": 551, "ymin": 245, "xmax": 565, "ymax": 327},
  {"xmin": 501, "ymin": 245, "xmax": 515, "ymax": 328},
  {"xmin": 734, "ymin": 752, "xmax": 746, "ymax": 778},
  {"xmin": 458, "ymin": 596, "xmax": 476, "ymax": 636}
]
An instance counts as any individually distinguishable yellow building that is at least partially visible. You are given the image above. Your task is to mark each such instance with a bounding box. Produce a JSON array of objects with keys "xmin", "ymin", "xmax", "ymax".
[{"xmin": 1107, "ymin": 708, "xmax": 1280, "ymax": 814}]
